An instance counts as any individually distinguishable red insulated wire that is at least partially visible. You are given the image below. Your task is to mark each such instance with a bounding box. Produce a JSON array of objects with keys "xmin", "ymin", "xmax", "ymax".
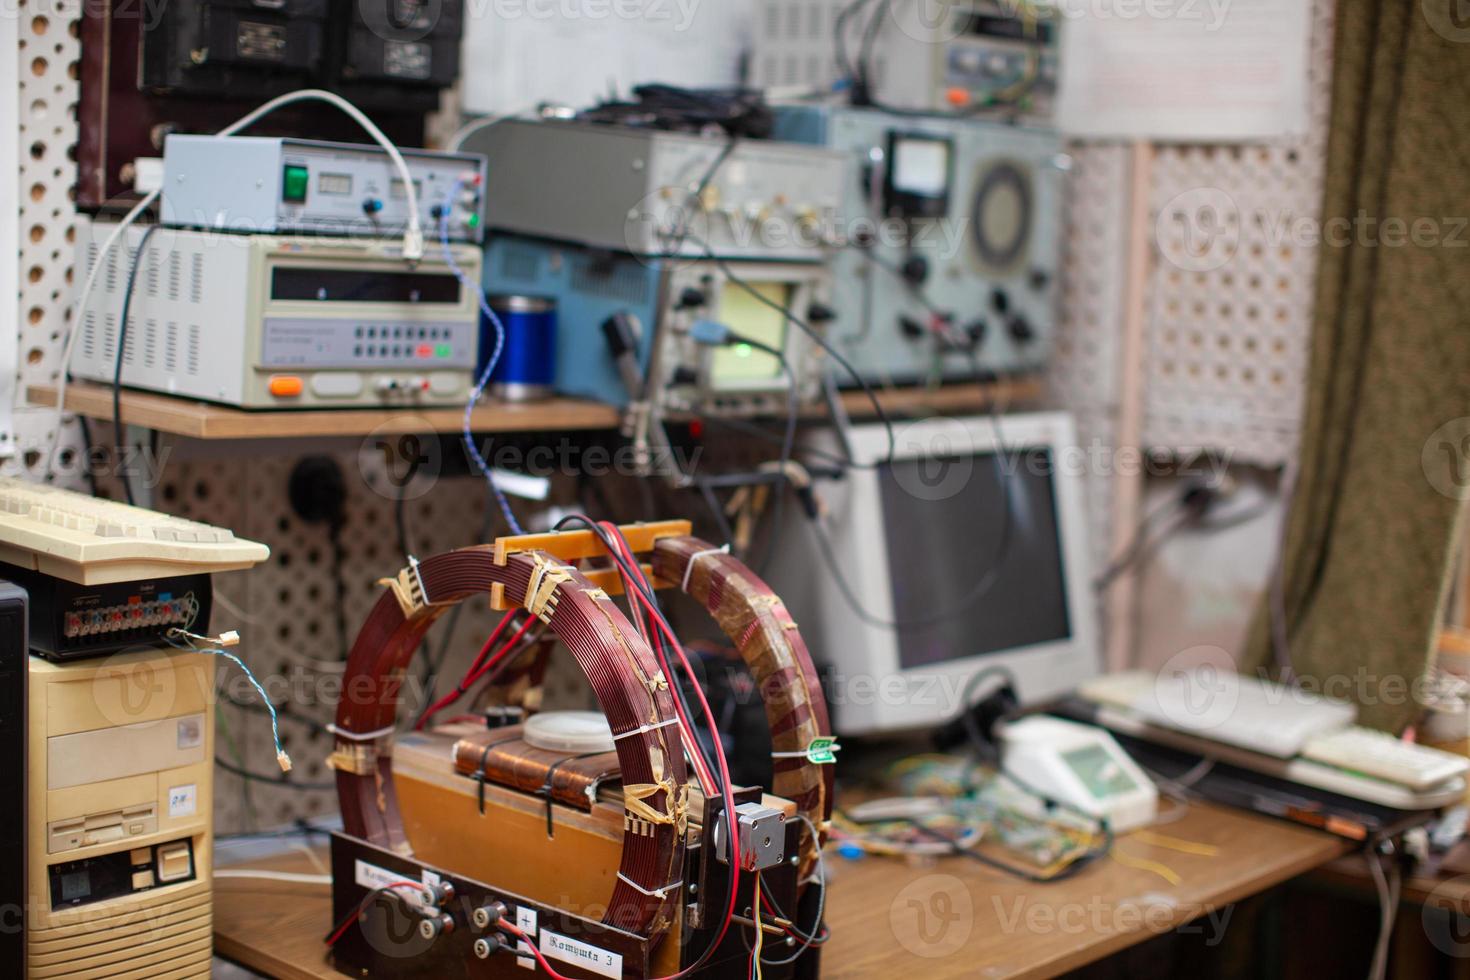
[
  {"xmin": 604, "ymin": 527, "xmax": 716, "ymax": 795},
  {"xmin": 496, "ymin": 921, "xmax": 571, "ymax": 980},
  {"xmin": 599, "ymin": 525, "xmax": 741, "ymax": 962},
  {"xmin": 413, "ymin": 608, "xmax": 517, "ymax": 730},
  {"xmin": 415, "ymin": 612, "xmax": 534, "ymax": 730},
  {"xmin": 324, "ymin": 880, "xmax": 427, "ymax": 947}
]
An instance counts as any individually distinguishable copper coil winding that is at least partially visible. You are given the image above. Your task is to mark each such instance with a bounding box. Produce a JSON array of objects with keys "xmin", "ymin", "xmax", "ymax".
[
  {"xmin": 650, "ymin": 536, "xmax": 835, "ymax": 885},
  {"xmin": 332, "ymin": 546, "xmax": 688, "ymax": 936}
]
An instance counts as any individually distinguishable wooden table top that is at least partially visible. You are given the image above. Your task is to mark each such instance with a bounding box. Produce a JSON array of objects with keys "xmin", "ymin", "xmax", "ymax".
[{"xmin": 214, "ymin": 801, "xmax": 1346, "ymax": 980}]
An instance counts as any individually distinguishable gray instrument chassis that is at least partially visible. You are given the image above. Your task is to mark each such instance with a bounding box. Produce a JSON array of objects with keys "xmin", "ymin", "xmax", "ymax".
[
  {"xmin": 773, "ymin": 105, "xmax": 1065, "ymax": 385},
  {"xmin": 162, "ymin": 136, "xmax": 486, "ymax": 242},
  {"xmin": 466, "ymin": 119, "xmax": 845, "ymax": 262}
]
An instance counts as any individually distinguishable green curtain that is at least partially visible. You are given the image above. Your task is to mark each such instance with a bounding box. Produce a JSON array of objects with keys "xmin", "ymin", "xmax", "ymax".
[{"xmin": 1240, "ymin": 1, "xmax": 1470, "ymax": 731}]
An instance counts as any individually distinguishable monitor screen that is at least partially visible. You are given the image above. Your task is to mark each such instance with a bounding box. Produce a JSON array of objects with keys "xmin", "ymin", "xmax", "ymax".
[
  {"xmin": 890, "ymin": 136, "xmax": 951, "ymax": 198},
  {"xmin": 709, "ymin": 281, "xmax": 789, "ymax": 383},
  {"xmin": 878, "ymin": 446, "xmax": 1072, "ymax": 670}
]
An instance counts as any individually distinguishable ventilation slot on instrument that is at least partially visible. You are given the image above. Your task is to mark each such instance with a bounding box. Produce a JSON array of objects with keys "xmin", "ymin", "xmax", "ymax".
[
  {"xmin": 187, "ymin": 324, "xmax": 201, "ymax": 376},
  {"xmin": 145, "ymin": 248, "xmax": 160, "ymax": 298},
  {"xmin": 104, "ymin": 249, "xmax": 119, "ymax": 295},
  {"xmin": 189, "ymin": 253, "xmax": 204, "ymax": 304},
  {"xmin": 167, "ymin": 252, "xmax": 182, "ymax": 302},
  {"xmin": 164, "ymin": 322, "xmax": 179, "ymax": 373},
  {"xmin": 144, "ymin": 319, "xmax": 159, "ymax": 369},
  {"xmin": 100, "ymin": 314, "xmax": 116, "ymax": 363},
  {"xmin": 497, "ymin": 246, "xmax": 542, "ymax": 283},
  {"xmin": 569, "ymin": 257, "xmax": 649, "ymax": 305},
  {"xmin": 122, "ymin": 317, "xmax": 137, "ymax": 367},
  {"xmin": 80, "ymin": 310, "xmax": 96, "ymax": 361}
]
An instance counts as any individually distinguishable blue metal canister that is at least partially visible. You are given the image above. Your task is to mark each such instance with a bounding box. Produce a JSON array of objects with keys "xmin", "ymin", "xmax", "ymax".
[{"xmin": 482, "ymin": 294, "xmax": 557, "ymax": 401}]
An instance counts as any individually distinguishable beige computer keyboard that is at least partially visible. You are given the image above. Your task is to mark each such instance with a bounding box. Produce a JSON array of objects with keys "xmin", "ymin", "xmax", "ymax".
[{"xmin": 0, "ymin": 477, "xmax": 269, "ymax": 584}]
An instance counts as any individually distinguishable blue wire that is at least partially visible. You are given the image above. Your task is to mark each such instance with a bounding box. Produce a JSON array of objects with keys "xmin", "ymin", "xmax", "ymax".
[
  {"xmin": 194, "ymin": 646, "xmax": 287, "ymax": 764},
  {"xmin": 440, "ymin": 179, "xmax": 525, "ymax": 535}
]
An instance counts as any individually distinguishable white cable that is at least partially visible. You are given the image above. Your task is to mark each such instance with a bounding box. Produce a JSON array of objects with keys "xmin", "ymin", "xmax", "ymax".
[
  {"xmin": 50, "ymin": 88, "xmax": 424, "ymax": 476},
  {"xmin": 48, "ymin": 189, "xmax": 159, "ymax": 474},
  {"xmin": 1366, "ymin": 848, "xmax": 1401, "ymax": 980},
  {"xmin": 218, "ymin": 89, "xmax": 423, "ymax": 261},
  {"xmin": 214, "ymin": 869, "xmax": 332, "ymax": 886},
  {"xmin": 445, "ymin": 105, "xmax": 538, "ymax": 152}
]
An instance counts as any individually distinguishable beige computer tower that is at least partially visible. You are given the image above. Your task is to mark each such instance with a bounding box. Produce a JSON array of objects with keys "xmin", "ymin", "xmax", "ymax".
[{"xmin": 25, "ymin": 650, "xmax": 215, "ymax": 979}]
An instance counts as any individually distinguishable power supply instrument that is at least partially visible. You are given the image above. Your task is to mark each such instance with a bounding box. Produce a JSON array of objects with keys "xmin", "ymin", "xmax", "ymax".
[
  {"xmin": 72, "ymin": 221, "xmax": 482, "ymax": 408},
  {"xmin": 161, "ymin": 135, "xmax": 486, "ymax": 243},
  {"xmin": 327, "ymin": 522, "xmax": 832, "ymax": 977},
  {"xmin": 465, "ymin": 119, "xmax": 846, "ymax": 262},
  {"xmin": 483, "ymin": 235, "xmax": 834, "ymax": 418},
  {"xmin": 752, "ymin": 0, "xmax": 1058, "ymax": 119},
  {"xmin": 772, "ymin": 104, "xmax": 1065, "ymax": 386}
]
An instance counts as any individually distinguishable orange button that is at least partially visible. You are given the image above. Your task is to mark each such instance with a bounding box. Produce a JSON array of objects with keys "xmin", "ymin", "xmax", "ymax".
[
  {"xmin": 945, "ymin": 87, "xmax": 971, "ymax": 107},
  {"xmin": 268, "ymin": 375, "xmax": 304, "ymax": 397}
]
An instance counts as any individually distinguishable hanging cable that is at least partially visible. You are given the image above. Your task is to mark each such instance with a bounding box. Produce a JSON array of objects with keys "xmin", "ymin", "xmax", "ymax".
[
  {"xmin": 110, "ymin": 223, "xmax": 159, "ymax": 505},
  {"xmin": 439, "ymin": 179, "xmax": 525, "ymax": 535}
]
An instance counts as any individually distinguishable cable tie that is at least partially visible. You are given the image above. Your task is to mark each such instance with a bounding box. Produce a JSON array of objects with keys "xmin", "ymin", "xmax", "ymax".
[
  {"xmin": 772, "ymin": 737, "xmax": 841, "ymax": 764},
  {"xmin": 682, "ymin": 544, "xmax": 730, "ymax": 592},
  {"xmin": 328, "ymin": 723, "xmax": 396, "ymax": 743},
  {"xmin": 612, "ymin": 717, "xmax": 680, "ymax": 742},
  {"xmin": 616, "ymin": 872, "xmax": 683, "ymax": 899}
]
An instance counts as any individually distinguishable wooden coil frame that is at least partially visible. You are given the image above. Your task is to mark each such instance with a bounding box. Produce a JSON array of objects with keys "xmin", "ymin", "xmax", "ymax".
[{"xmin": 331, "ymin": 546, "xmax": 688, "ymax": 936}]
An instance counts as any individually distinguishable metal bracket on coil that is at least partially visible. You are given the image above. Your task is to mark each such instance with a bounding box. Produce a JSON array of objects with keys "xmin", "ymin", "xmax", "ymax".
[{"xmin": 378, "ymin": 555, "xmax": 450, "ymax": 619}]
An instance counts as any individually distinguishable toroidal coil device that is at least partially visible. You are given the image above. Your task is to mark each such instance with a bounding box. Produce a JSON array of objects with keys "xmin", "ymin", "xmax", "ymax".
[{"xmin": 72, "ymin": 220, "xmax": 482, "ymax": 408}]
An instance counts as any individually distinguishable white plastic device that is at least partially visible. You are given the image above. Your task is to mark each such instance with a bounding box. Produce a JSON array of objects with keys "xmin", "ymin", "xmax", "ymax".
[
  {"xmin": 999, "ymin": 715, "xmax": 1158, "ymax": 832},
  {"xmin": 1085, "ymin": 668, "xmax": 1356, "ymax": 759},
  {"xmin": 1301, "ymin": 726, "xmax": 1470, "ymax": 791},
  {"xmin": 523, "ymin": 711, "xmax": 615, "ymax": 755}
]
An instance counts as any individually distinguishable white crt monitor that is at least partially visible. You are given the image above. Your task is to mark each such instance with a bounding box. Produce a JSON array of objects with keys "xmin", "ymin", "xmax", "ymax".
[{"xmin": 775, "ymin": 412, "xmax": 1100, "ymax": 735}]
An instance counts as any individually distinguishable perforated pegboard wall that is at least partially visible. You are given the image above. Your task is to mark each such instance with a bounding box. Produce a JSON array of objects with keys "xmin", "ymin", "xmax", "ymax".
[
  {"xmin": 1047, "ymin": 143, "xmax": 1132, "ymax": 575},
  {"xmin": 10, "ymin": 1, "xmax": 83, "ymax": 480},
  {"xmin": 1142, "ymin": 0, "xmax": 1334, "ymax": 466}
]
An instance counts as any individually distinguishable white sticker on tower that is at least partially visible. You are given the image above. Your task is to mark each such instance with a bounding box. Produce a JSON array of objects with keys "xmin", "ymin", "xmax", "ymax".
[
  {"xmin": 539, "ymin": 929, "xmax": 623, "ymax": 980},
  {"xmin": 167, "ymin": 784, "xmax": 197, "ymax": 818},
  {"xmin": 516, "ymin": 906, "xmax": 537, "ymax": 970},
  {"xmin": 176, "ymin": 716, "xmax": 203, "ymax": 750}
]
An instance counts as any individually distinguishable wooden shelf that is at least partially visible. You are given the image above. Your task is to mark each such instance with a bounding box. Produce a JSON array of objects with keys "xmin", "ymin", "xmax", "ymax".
[
  {"xmin": 831, "ymin": 376, "xmax": 1042, "ymax": 418},
  {"xmin": 27, "ymin": 382, "xmax": 622, "ymax": 440},
  {"xmin": 29, "ymin": 375, "xmax": 1042, "ymax": 442}
]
